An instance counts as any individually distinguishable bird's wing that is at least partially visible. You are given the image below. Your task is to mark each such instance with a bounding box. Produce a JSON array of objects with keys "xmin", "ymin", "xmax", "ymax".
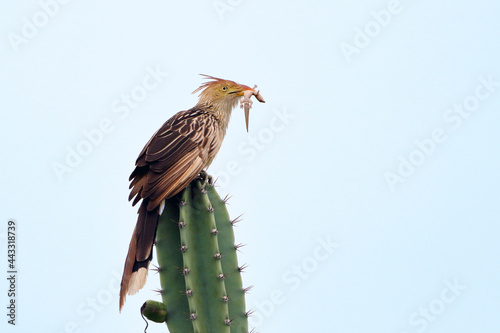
[
  {"xmin": 128, "ymin": 108, "xmax": 218, "ymax": 211},
  {"xmin": 120, "ymin": 108, "xmax": 219, "ymax": 311}
]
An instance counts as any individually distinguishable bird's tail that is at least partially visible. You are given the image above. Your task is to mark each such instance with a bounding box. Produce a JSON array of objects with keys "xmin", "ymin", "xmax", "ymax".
[{"xmin": 119, "ymin": 199, "xmax": 159, "ymax": 311}]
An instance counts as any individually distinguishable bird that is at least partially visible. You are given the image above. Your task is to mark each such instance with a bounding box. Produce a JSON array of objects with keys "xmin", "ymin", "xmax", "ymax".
[{"xmin": 119, "ymin": 75, "xmax": 261, "ymax": 311}]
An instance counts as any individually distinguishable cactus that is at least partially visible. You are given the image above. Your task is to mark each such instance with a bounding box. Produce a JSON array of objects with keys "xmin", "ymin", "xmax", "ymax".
[{"xmin": 142, "ymin": 178, "xmax": 249, "ymax": 333}]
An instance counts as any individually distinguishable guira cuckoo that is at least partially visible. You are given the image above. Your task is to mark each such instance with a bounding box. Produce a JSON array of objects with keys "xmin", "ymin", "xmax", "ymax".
[{"xmin": 119, "ymin": 75, "xmax": 264, "ymax": 311}]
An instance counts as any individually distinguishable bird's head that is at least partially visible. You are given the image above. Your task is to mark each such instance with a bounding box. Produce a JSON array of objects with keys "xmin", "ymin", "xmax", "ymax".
[{"xmin": 193, "ymin": 74, "xmax": 254, "ymax": 107}]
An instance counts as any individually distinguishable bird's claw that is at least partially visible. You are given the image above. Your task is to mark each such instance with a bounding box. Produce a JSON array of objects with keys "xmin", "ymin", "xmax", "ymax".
[{"xmin": 197, "ymin": 170, "xmax": 213, "ymax": 186}]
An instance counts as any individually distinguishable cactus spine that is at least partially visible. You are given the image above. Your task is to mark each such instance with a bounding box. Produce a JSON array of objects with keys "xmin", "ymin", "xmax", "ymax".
[{"xmin": 143, "ymin": 179, "xmax": 248, "ymax": 333}]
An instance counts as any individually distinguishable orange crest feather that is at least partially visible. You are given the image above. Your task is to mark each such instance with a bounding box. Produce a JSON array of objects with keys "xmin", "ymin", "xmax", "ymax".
[{"xmin": 192, "ymin": 74, "xmax": 226, "ymax": 95}]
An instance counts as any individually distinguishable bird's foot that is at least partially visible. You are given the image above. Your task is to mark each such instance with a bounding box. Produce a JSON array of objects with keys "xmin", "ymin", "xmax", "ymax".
[{"xmin": 197, "ymin": 170, "xmax": 213, "ymax": 187}]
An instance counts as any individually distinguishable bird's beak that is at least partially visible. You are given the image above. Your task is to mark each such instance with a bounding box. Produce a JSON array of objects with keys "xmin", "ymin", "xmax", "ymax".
[{"xmin": 230, "ymin": 84, "xmax": 254, "ymax": 97}]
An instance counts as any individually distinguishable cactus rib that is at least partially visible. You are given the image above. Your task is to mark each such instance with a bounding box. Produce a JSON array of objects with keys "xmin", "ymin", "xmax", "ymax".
[
  {"xmin": 206, "ymin": 184, "xmax": 248, "ymax": 333},
  {"xmin": 156, "ymin": 198, "xmax": 193, "ymax": 333},
  {"xmin": 178, "ymin": 181, "xmax": 230, "ymax": 333}
]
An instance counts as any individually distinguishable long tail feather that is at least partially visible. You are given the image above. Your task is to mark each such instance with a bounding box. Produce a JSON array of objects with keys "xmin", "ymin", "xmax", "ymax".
[{"xmin": 119, "ymin": 200, "xmax": 159, "ymax": 311}]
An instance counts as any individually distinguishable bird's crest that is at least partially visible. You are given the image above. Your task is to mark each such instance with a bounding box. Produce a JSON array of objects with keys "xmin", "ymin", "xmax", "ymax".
[{"xmin": 192, "ymin": 74, "xmax": 227, "ymax": 95}]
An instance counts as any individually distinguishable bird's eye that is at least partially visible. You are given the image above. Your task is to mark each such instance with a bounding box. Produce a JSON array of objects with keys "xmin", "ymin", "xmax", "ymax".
[{"xmin": 222, "ymin": 86, "xmax": 227, "ymax": 91}]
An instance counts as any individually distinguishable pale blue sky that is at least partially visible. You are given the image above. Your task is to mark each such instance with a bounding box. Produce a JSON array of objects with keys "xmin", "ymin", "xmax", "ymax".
[{"xmin": 1, "ymin": 1, "xmax": 500, "ymax": 332}]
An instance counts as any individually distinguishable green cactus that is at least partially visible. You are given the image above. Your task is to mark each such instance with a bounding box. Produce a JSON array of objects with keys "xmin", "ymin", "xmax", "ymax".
[{"xmin": 142, "ymin": 178, "xmax": 249, "ymax": 333}]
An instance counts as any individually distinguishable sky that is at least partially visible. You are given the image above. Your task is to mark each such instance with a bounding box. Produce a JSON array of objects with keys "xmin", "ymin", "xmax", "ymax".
[{"xmin": 1, "ymin": 1, "xmax": 500, "ymax": 332}]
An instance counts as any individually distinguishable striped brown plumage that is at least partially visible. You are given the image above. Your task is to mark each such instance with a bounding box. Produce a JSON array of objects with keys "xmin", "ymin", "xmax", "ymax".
[{"xmin": 119, "ymin": 75, "xmax": 255, "ymax": 311}]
